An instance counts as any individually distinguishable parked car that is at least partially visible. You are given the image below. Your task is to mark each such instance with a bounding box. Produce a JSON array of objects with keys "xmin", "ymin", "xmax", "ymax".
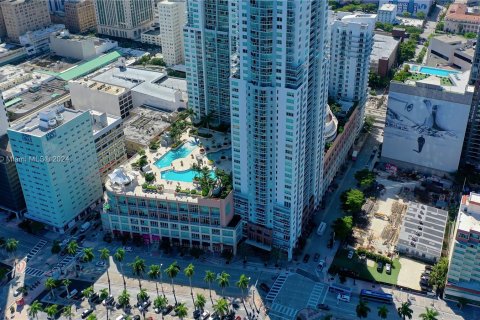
[
  {"xmin": 201, "ymin": 310, "xmax": 210, "ymax": 320},
  {"xmin": 81, "ymin": 309, "xmax": 94, "ymax": 319},
  {"xmin": 385, "ymin": 263, "xmax": 391, "ymax": 274},
  {"xmin": 96, "ymin": 261, "xmax": 106, "ymax": 267},
  {"xmin": 303, "ymin": 254, "xmax": 310, "ymax": 263},
  {"xmin": 89, "ymin": 292, "xmax": 100, "ymax": 303},
  {"xmin": 313, "ymin": 253, "xmax": 320, "ymax": 262},
  {"xmin": 347, "ymin": 250, "xmax": 354, "ymax": 259},
  {"xmin": 259, "ymin": 283, "xmax": 270, "ymax": 292},
  {"xmin": 425, "ymin": 265, "xmax": 433, "ymax": 271},
  {"xmin": 317, "ymin": 304, "xmax": 330, "ymax": 310},
  {"xmin": 317, "ymin": 260, "xmax": 326, "ymax": 271},
  {"xmin": 13, "ymin": 288, "xmax": 23, "ymax": 297},
  {"xmin": 337, "ymin": 294, "xmax": 350, "ymax": 302},
  {"xmin": 133, "ymin": 316, "xmax": 140, "ymax": 320},
  {"xmin": 102, "ymin": 295, "xmax": 114, "ymax": 306},
  {"xmin": 162, "ymin": 305, "xmax": 174, "ymax": 315},
  {"xmin": 123, "ymin": 246, "xmax": 133, "ymax": 252},
  {"xmin": 193, "ymin": 309, "xmax": 201, "ymax": 319},
  {"xmin": 377, "ymin": 262, "xmax": 383, "ymax": 272}
]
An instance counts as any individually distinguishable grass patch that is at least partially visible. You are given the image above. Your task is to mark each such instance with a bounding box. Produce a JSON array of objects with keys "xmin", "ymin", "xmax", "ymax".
[{"xmin": 330, "ymin": 249, "xmax": 401, "ymax": 285}]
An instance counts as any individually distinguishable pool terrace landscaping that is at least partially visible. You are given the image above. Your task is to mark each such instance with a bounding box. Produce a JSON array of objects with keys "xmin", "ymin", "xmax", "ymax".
[
  {"xmin": 126, "ymin": 126, "xmax": 233, "ymax": 200},
  {"xmin": 393, "ymin": 63, "xmax": 456, "ymax": 86}
]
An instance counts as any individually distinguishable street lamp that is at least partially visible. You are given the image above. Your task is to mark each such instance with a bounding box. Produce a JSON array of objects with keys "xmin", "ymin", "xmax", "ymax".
[{"xmin": 160, "ymin": 263, "xmax": 165, "ymax": 298}]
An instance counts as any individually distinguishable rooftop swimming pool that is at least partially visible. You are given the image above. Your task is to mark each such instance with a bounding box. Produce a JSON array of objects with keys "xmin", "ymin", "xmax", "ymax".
[
  {"xmin": 154, "ymin": 141, "xmax": 197, "ymax": 169},
  {"xmin": 411, "ymin": 65, "xmax": 459, "ymax": 77},
  {"xmin": 161, "ymin": 169, "xmax": 216, "ymax": 183}
]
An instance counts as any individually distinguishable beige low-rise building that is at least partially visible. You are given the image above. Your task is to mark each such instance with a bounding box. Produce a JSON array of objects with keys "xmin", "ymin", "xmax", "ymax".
[
  {"xmin": 444, "ymin": 3, "xmax": 480, "ymax": 33},
  {"xmin": 65, "ymin": 0, "xmax": 97, "ymax": 34},
  {"xmin": 1, "ymin": 0, "xmax": 51, "ymax": 42}
]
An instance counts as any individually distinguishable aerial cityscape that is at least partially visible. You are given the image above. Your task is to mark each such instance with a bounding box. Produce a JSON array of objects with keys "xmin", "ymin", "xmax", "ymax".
[{"xmin": 0, "ymin": 0, "xmax": 480, "ymax": 319}]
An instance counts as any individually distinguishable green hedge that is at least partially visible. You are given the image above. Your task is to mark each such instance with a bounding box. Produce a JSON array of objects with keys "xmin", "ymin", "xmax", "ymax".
[{"xmin": 357, "ymin": 247, "xmax": 392, "ymax": 264}]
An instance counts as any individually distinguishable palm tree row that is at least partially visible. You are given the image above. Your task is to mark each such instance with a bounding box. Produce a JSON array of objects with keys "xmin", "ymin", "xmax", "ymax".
[{"xmin": 354, "ymin": 299, "xmax": 437, "ymax": 320}]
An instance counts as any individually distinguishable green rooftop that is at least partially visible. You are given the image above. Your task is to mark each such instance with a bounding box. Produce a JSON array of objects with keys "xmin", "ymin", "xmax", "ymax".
[
  {"xmin": 57, "ymin": 51, "xmax": 122, "ymax": 81},
  {"xmin": 5, "ymin": 97, "xmax": 22, "ymax": 108}
]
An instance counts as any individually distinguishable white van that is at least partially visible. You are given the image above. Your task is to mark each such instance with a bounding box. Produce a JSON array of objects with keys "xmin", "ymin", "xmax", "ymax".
[
  {"xmin": 67, "ymin": 289, "xmax": 78, "ymax": 299},
  {"xmin": 317, "ymin": 222, "xmax": 327, "ymax": 236}
]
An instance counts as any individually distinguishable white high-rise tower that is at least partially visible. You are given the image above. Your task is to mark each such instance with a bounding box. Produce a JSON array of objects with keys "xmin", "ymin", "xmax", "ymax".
[{"xmin": 230, "ymin": 0, "xmax": 330, "ymax": 259}]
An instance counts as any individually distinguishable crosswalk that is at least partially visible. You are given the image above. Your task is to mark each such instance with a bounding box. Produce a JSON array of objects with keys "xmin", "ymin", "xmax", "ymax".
[
  {"xmin": 25, "ymin": 267, "xmax": 44, "ymax": 277},
  {"xmin": 269, "ymin": 303, "xmax": 297, "ymax": 320},
  {"xmin": 56, "ymin": 246, "xmax": 83, "ymax": 269},
  {"xmin": 266, "ymin": 273, "xmax": 288, "ymax": 302},
  {"xmin": 25, "ymin": 240, "xmax": 47, "ymax": 262},
  {"xmin": 307, "ymin": 283, "xmax": 327, "ymax": 308}
]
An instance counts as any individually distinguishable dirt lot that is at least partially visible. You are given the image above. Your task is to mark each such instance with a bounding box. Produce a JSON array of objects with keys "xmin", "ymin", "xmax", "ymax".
[{"xmin": 397, "ymin": 257, "xmax": 428, "ymax": 290}]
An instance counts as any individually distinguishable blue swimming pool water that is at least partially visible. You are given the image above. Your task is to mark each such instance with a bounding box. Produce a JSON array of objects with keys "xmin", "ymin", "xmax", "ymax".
[
  {"xmin": 419, "ymin": 66, "xmax": 459, "ymax": 77},
  {"xmin": 161, "ymin": 169, "xmax": 216, "ymax": 182},
  {"xmin": 154, "ymin": 141, "xmax": 197, "ymax": 169},
  {"xmin": 207, "ymin": 148, "xmax": 232, "ymax": 162}
]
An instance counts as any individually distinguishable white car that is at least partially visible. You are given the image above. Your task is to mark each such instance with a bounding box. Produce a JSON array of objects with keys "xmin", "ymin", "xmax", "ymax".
[
  {"xmin": 317, "ymin": 260, "xmax": 326, "ymax": 271},
  {"xmin": 201, "ymin": 310, "xmax": 210, "ymax": 320},
  {"xmin": 385, "ymin": 263, "xmax": 392, "ymax": 274},
  {"xmin": 13, "ymin": 288, "xmax": 22, "ymax": 297},
  {"xmin": 123, "ymin": 246, "xmax": 133, "ymax": 252},
  {"xmin": 337, "ymin": 294, "xmax": 350, "ymax": 302},
  {"xmin": 347, "ymin": 250, "xmax": 354, "ymax": 259}
]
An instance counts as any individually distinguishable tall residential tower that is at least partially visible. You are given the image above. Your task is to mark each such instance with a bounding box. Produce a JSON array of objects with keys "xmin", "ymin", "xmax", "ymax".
[
  {"xmin": 230, "ymin": 0, "xmax": 330, "ymax": 259},
  {"xmin": 184, "ymin": 0, "xmax": 233, "ymax": 126},
  {"xmin": 8, "ymin": 106, "xmax": 102, "ymax": 232}
]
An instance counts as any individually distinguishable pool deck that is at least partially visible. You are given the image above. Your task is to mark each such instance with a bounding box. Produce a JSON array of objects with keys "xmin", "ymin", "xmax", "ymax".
[{"xmin": 105, "ymin": 129, "xmax": 232, "ymax": 201}]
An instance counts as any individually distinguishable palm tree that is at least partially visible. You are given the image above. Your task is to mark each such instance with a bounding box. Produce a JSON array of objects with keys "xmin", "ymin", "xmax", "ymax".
[
  {"xmin": 213, "ymin": 298, "xmax": 229, "ymax": 317},
  {"xmin": 82, "ymin": 247, "xmax": 95, "ymax": 263},
  {"xmin": 217, "ymin": 271, "xmax": 230, "ymax": 297},
  {"xmin": 114, "ymin": 248, "xmax": 126, "ymax": 288},
  {"xmin": 45, "ymin": 277, "xmax": 57, "ymax": 298},
  {"xmin": 148, "ymin": 264, "xmax": 161, "ymax": 298},
  {"xmin": 66, "ymin": 240, "xmax": 79, "ymax": 256},
  {"xmin": 99, "ymin": 248, "xmax": 111, "ymax": 293},
  {"xmin": 165, "ymin": 261, "xmax": 180, "ymax": 305},
  {"xmin": 397, "ymin": 302, "xmax": 414, "ymax": 320},
  {"xmin": 62, "ymin": 278, "xmax": 71, "ymax": 297},
  {"xmin": 175, "ymin": 303, "xmax": 188, "ymax": 320},
  {"xmin": 28, "ymin": 300, "xmax": 43, "ymax": 319},
  {"xmin": 129, "ymin": 256, "xmax": 146, "ymax": 290},
  {"xmin": 44, "ymin": 304, "xmax": 58, "ymax": 319},
  {"xmin": 138, "ymin": 288, "xmax": 149, "ymax": 302},
  {"xmin": 194, "ymin": 293, "xmax": 206, "ymax": 311},
  {"xmin": 377, "ymin": 305, "xmax": 389, "ymax": 319},
  {"xmin": 99, "ymin": 288, "xmax": 109, "ymax": 300},
  {"xmin": 204, "ymin": 270, "xmax": 216, "ymax": 300},
  {"xmin": 118, "ymin": 289, "xmax": 130, "ymax": 307},
  {"xmin": 62, "ymin": 305, "xmax": 74, "ymax": 320},
  {"xmin": 184, "ymin": 263, "xmax": 195, "ymax": 296},
  {"xmin": 419, "ymin": 307, "xmax": 439, "ymax": 320},
  {"xmin": 82, "ymin": 286, "xmax": 94, "ymax": 299},
  {"xmin": 236, "ymin": 274, "xmax": 249, "ymax": 314},
  {"xmin": 154, "ymin": 296, "xmax": 168, "ymax": 317},
  {"xmin": 86, "ymin": 314, "xmax": 97, "ymax": 320},
  {"xmin": 6, "ymin": 238, "xmax": 18, "ymax": 275},
  {"xmin": 356, "ymin": 300, "xmax": 371, "ymax": 319}
]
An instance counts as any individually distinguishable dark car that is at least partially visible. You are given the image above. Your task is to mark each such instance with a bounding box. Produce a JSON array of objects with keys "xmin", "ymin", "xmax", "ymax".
[
  {"xmin": 115, "ymin": 302, "xmax": 122, "ymax": 309},
  {"xmin": 318, "ymin": 304, "xmax": 330, "ymax": 310},
  {"xmin": 88, "ymin": 292, "xmax": 100, "ymax": 303},
  {"xmin": 162, "ymin": 305, "xmax": 174, "ymax": 315},
  {"xmin": 303, "ymin": 254, "xmax": 310, "ymax": 263},
  {"xmin": 81, "ymin": 308, "xmax": 94, "ymax": 319},
  {"xmin": 133, "ymin": 316, "xmax": 141, "ymax": 320},
  {"xmin": 70, "ymin": 227, "xmax": 78, "ymax": 235},
  {"xmin": 259, "ymin": 283, "xmax": 270, "ymax": 292},
  {"xmin": 78, "ymin": 235, "xmax": 86, "ymax": 242},
  {"xmin": 193, "ymin": 309, "xmax": 201, "ymax": 319}
]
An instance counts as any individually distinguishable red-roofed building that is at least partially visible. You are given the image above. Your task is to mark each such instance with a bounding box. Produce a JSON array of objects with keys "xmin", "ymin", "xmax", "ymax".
[{"xmin": 444, "ymin": 3, "xmax": 480, "ymax": 33}]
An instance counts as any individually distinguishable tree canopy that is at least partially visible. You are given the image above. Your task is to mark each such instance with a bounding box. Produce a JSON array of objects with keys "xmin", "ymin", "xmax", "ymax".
[{"xmin": 341, "ymin": 189, "xmax": 366, "ymax": 212}]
